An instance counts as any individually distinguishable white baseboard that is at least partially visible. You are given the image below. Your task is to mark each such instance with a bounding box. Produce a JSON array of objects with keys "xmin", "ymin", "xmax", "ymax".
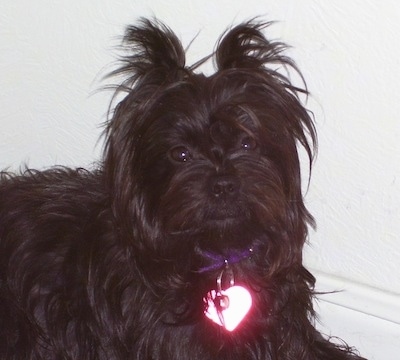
[{"xmin": 311, "ymin": 269, "xmax": 400, "ymax": 325}]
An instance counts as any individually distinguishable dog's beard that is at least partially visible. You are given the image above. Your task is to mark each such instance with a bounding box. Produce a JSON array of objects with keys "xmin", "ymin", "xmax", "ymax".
[{"xmin": 152, "ymin": 153, "xmax": 289, "ymax": 254}]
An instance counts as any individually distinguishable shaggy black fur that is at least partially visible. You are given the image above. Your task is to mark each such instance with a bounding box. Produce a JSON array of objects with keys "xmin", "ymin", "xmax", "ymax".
[{"xmin": 0, "ymin": 19, "xmax": 365, "ymax": 359}]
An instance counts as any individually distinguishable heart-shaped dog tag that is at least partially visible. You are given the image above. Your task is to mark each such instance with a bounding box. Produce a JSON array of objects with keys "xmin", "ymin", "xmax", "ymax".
[{"xmin": 205, "ymin": 285, "xmax": 252, "ymax": 331}]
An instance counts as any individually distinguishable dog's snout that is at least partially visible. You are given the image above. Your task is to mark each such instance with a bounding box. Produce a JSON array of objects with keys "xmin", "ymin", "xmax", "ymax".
[{"xmin": 210, "ymin": 175, "xmax": 239, "ymax": 198}]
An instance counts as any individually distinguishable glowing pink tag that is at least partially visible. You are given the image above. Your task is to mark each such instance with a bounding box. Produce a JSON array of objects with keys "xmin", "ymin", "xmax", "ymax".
[{"xmin": 205, "ymin": 285, "xmax": 252, "ymax": 331}]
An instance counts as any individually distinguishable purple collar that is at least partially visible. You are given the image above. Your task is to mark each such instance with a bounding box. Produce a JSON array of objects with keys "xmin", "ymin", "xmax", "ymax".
[{"xmin": 197, "ymin": 248, "xmax": 253, "ymax": 273}]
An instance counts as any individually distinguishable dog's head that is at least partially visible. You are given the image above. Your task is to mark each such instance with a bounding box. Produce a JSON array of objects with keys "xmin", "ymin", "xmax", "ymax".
[{"xmin": 104, "ymin": 19, "xmax": 316, "ymax": 274}]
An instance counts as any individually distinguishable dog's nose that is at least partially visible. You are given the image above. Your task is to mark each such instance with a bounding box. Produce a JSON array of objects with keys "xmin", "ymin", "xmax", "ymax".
[{"xmin": 211, "ymin": 175, "xmax": 239, "ymax": 198}]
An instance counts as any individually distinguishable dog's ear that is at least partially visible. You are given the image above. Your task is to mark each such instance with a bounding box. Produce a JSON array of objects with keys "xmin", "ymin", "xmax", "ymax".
[
  {"xmin": 103, "ymin": 19, "xmax": 188, "ymax": 244},
  {"xmin": 216, "ymin": 20, "xmax": 317, "ymax": 239},
  {"xmin": 110, "ymin": 18, "xmax": 186, "ymax": 87},
  {"xmin": 215, "ymin": 20, "xmax": 295, "ymax": 73},
  {"xmin": 216, "ymin": 20, "xmax": 316, "ymax": 154}
]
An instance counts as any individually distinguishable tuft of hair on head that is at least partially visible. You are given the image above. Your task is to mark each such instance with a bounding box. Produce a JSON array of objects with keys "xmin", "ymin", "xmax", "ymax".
[
  {"xmin": 107, "ymin": 18, "xmax": 188, "ymax": 93},
  {"xmin": 215, "ymin": 19, "xmax": 303, "ymax": 89}
]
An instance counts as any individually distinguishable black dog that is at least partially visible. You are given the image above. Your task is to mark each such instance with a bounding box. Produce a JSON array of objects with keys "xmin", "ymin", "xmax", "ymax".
[{"xmin": 0, "ymin": 19, "xmax": 365, "ymax": 359}]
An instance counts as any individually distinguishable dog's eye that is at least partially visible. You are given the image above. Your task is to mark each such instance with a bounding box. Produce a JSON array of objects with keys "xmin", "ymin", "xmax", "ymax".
[
  {"xmin": 169, "ymin": 146, "xmax": 192, "ymax": 162},
  {"xmin": 241, "ymin": 136, "xmax": 257, "ymax": 151}
]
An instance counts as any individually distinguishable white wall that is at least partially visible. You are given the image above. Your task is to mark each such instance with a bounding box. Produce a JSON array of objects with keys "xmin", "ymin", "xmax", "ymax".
[{"xmin": 1, "ymin": 1, "xmax": 399, "ymax": 358}]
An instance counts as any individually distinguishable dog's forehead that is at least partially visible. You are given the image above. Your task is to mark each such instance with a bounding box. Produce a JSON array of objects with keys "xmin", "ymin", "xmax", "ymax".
[
  {"xmin": 157, "ymin": 74, "xmax": 258, "ymax": 139},
  {"xmin": 161, "ymin": 106, "xmax": 252, "ymax": 153}
]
